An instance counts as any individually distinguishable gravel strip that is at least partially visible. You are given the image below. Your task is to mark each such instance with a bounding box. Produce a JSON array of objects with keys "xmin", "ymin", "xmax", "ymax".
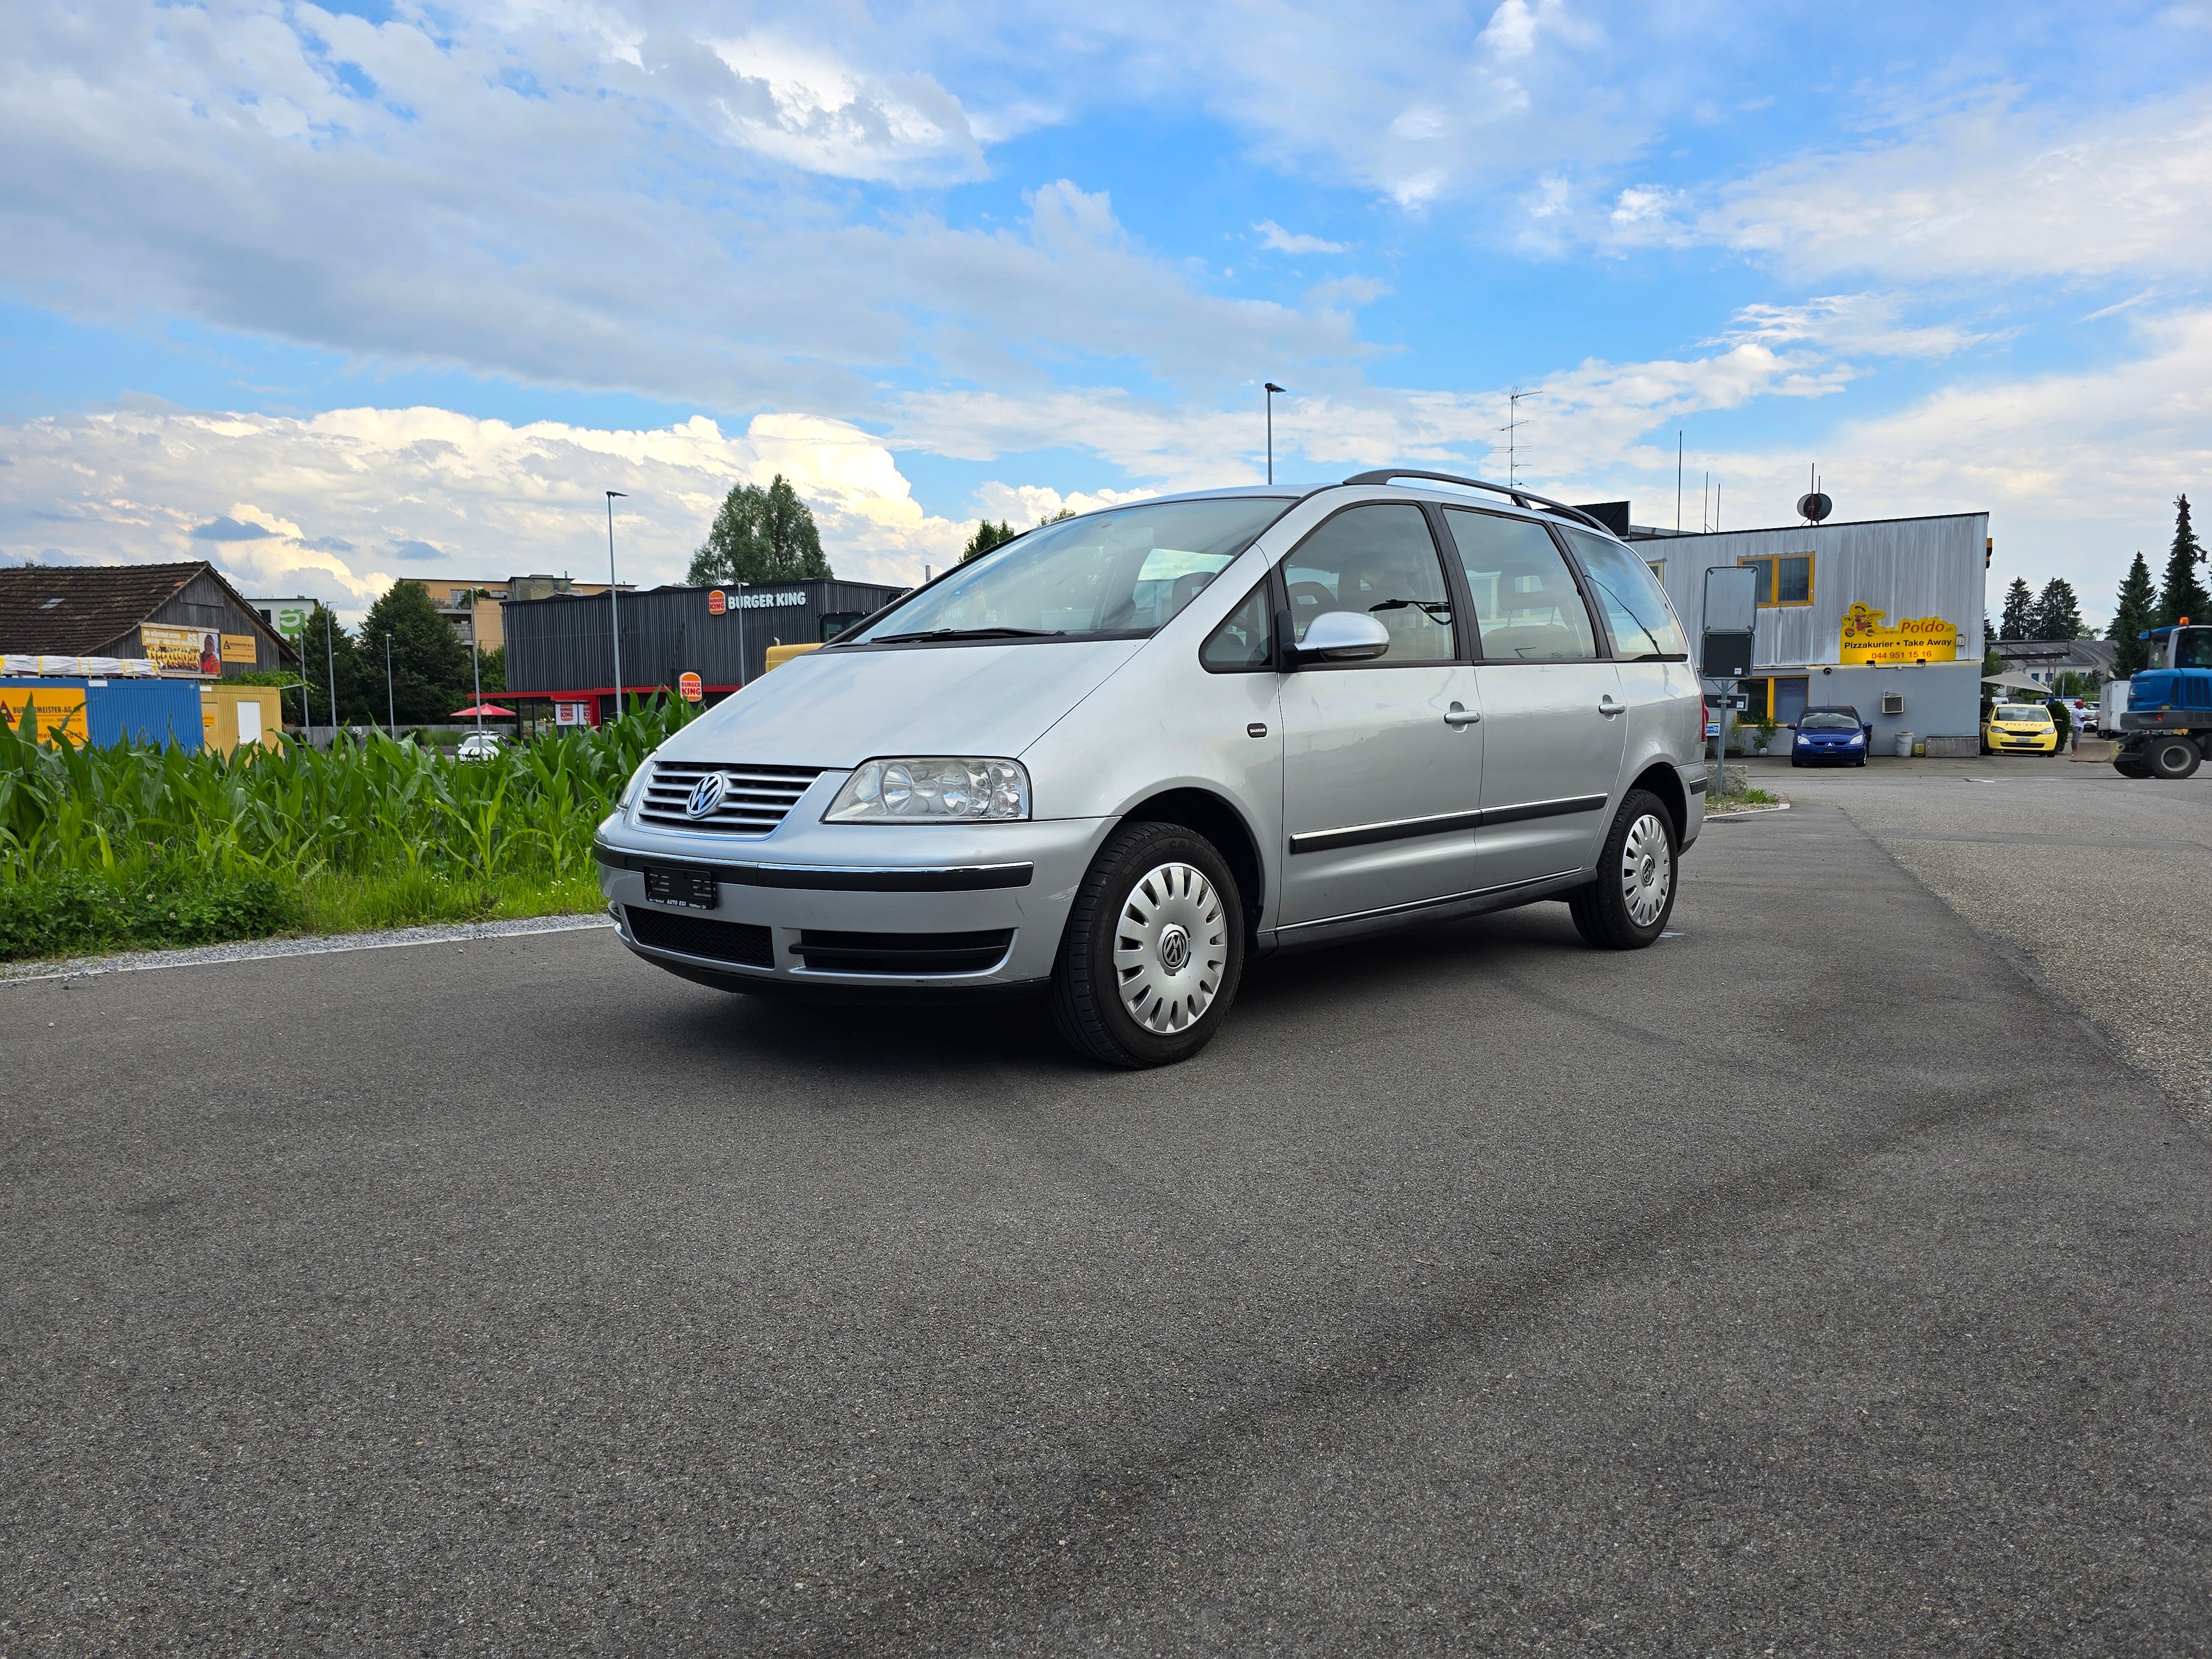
[{"xmin": 0, "ymin": 911, "xmax": 612, "ymax": 985}]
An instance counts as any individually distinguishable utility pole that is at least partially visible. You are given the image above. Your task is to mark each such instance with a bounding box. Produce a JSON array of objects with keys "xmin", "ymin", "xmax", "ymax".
[
  {"xmin": 605, "ymin": 491, "xmax": 627, "ymax": 724},
  {"xmin": 1676, "ymin": 432, "xmax": 1684, "ymax": 534},
  {"xmin": 469, "ymin": 592, "xmax": 483, "ymax": 734},
  {"xmin": 324, "ymin": 605, "xmax": 338, "ymax": 748},
  {"xmin": 1499, "ymin": 388, "xmax": 1537, "ymax": 487},
  {"xmin": 1264, "ymin": 384, "xmax": 1285, "ymax": 485}
]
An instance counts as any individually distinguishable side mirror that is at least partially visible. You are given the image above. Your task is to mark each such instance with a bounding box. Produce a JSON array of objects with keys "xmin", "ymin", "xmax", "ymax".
[{"xmin": 1288, "ymin": 610, "xmax": 1391, "ymax": 666}]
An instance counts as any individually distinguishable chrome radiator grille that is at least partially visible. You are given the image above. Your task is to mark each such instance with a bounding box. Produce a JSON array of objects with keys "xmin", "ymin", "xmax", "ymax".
[{"xmin": 637, "ymin": 760, "xmax": 823, "ymax": 835}]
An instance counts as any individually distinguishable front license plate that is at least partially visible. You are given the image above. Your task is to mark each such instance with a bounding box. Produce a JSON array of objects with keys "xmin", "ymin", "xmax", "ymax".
[{"xmin": 643, "ymin": 864, "xmax": 718, "ymax": 909}]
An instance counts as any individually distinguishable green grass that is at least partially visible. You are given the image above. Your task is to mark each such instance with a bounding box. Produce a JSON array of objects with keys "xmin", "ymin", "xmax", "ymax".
[
  {"xmin": 0, "ymin": 695, "xmax": 692, "ymax": 961},
  {"xmin": 1706, "ymin": 784, "xmax": 1781, "ymax": 812}
]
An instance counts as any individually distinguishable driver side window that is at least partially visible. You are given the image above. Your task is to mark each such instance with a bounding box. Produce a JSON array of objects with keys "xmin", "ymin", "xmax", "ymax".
[{"xmin": 1280, "ymin": 504, "xmax": 1455, "ymax": 663}]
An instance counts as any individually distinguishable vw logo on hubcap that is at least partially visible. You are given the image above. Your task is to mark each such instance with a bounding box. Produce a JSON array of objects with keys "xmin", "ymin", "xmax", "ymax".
[
  {"xmin": 1156, "ymin": 924, "xmax": 1191, "ymax": 973},
  {"xmin": 685, "ymin": 773, "xmax": 729, "ymax": 819}
]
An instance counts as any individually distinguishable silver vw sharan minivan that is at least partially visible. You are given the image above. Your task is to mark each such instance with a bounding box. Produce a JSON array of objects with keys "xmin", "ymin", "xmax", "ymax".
[{"xmin": 594, "ymin": 472, "xmax": 1707, "ymax": 1067}]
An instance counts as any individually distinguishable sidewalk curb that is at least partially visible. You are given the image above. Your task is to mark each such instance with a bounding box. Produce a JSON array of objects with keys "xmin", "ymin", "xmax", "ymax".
[{"xmin": 0, "ymin": 912, "xmax": 612, "ymax": 985}]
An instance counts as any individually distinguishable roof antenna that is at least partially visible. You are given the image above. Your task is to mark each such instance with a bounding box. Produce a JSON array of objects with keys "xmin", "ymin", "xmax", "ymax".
[{"xmin": 1499, "ymin": 388, "xmax": 1538, "ymax": 487}]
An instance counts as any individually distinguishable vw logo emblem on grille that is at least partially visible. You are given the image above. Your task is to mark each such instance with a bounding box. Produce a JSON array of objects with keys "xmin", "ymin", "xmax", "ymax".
[{"xmin": 684, "ymin": 773, "xmax": 729, "ymax": 820}]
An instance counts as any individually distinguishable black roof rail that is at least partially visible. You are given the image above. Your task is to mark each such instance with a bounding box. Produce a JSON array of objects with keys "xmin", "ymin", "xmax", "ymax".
[{"xmin": 1339, "ymin": 470, "xmax": 1614, "ymax": 536}]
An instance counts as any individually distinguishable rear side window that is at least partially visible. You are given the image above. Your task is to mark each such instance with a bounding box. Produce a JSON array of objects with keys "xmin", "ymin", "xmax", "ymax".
[
  {"xmin": 1201, "ymin": 579, "xmax": 1274, "ymax": 671},
  {"xmin": 1563, "ymin": 528, "xmax": 1688, "ymax": 659},
  {"xmin": 1280, "ymin": 504, "xmax": 1455, "ymax": 663},
  {"xmin": 1442, "ymin": 509, "xmax": 1596, "ymax": 661}
]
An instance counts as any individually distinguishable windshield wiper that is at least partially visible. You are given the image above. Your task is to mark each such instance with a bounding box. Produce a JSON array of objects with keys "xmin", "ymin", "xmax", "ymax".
[{"xmin": 869, "ymin": 626, "xmax": 1066, "ymax": 644}]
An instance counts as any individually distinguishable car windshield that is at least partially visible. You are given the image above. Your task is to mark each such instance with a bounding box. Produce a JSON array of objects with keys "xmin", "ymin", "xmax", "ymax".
[
  {"xmin": 852, "ymin": 498, "xmax": 1290, "ymax": 644},
  {"xmin": 1995, "ymin": 705, "xmax": 2049, "ymax": 723},
  {"xmin": 1798, "ymin": 712, "xmax": 1859, "ymax": 730}
]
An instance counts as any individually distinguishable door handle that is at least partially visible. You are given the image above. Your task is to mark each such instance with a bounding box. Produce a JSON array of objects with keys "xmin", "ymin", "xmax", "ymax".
[
  {"xmin": 1444, "ymin": 702, "xmax": 1480, "ymax": 727},
  {"xmin": 1598, "ymin": 695, "xmax": 1624, "ymax": 717}
]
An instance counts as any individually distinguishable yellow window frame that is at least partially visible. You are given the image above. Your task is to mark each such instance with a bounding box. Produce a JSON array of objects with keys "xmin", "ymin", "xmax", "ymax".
[{"xmin": 1739, "ymin": 553, "xmax": 1814, "ymax": 608}]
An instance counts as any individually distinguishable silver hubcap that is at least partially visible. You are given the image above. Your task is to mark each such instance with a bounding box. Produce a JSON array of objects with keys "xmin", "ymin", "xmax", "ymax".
[
  {"xmin": 1113, "ymin": 862, "xmax": 1227, "ymax": 1034},
  {"xmin": 1619, "ymin": 813, "xmax": 1672, "ymax": 927}
]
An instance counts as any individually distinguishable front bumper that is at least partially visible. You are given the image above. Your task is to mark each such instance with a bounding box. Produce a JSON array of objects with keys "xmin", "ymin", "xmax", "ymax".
[
  {"xmin": 593, "ymin": 804, "xmax": 1111, "ymax": 993},
  {"xmin": 1792, "ymin": 743, "xmax": 1864, "ymax": 764}
]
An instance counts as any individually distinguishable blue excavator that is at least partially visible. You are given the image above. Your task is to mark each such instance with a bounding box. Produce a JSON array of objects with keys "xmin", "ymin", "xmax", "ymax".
[{"xmin": 2114, "ymin": 624, "xmax": 2212, "ymax": 779}]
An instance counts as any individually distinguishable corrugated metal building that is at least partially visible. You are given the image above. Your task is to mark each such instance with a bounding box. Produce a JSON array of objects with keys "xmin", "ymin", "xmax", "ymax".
[
  {"xmin": 504, "ymin": 577, "xmax": 908, "ymax": 721},
  {"xmin": 1628, "ymin": 511, "xmax": 1989, "ymax": 744}
]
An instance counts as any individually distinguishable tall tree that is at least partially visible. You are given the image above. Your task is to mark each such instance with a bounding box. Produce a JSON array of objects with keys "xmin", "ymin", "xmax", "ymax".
[
  {"xmin": 2031, "ymin": 578, "xmax": 2084, "ymax": 641},
  {"xmin": 358, "ymin": 580, "xmax": 474, "ymax": 724},
  {"xmin": 2108, "ymin": 552, "xmax": 2159, "ymax": 676},
  {"xmin": 1999, "ymin": 577, "xmax": 2037, "ymax": 639},
  {"xmin": 962, "ymin": 519, "xmax": 1019, "ymax": 561},
  {"xmin": 688, "ymin": 476, "xmax": 832, "ymax": 585},
  {"xmin": 294, "ymin": 604, "xmax": 371, "ymax": 727},
  {"xmin": 2158, "ymin": 493, "xmax": 2210, "ymax": 627}
]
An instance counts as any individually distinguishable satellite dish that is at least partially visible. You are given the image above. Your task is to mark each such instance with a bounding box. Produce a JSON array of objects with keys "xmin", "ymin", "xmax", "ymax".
[{"xmin": 1797, "ymin": 492, "xmax": 1833, "ymax": 524}]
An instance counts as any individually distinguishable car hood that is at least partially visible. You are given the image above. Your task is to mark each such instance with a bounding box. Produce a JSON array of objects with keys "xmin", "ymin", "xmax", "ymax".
[
  {"xmin": 1796, "ymin": 729, "xmax": 1858, "ymax": 739},
  {"xmin": 653, "ymin": 640, "xmax": 1146, "ymax": 769}
]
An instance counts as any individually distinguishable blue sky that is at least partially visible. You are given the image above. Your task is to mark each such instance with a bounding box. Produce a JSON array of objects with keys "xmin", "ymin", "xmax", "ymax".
[{"xmin": 2, "ymin": 0, "xmax": 2207, "ymax": 619}]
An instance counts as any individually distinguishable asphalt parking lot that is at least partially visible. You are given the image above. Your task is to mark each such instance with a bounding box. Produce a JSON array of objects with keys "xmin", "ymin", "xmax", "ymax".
[
  {"xmin": 6, "ymin": 790, "xmax": 2211, "ymax": 1655},
  {"xmin": 1736, "ymin": 752, "xmax": 2212, "ymax": 1135}
]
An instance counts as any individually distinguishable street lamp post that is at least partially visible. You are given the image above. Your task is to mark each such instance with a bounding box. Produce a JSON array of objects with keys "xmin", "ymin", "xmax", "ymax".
[
  {"xmin": 385, "ymin": 633, "xmax": 395, "ymax": 733},
  {"xmin": 323, "ymin": 606, "xmax": 338, "ymax": 748},
  {"xmin": 605, "ymin": 491, "xmax": 627, "ymax": 724},
  {"xmin": 469, "ymin": 592, "xmax": 483, "ymax": 734},
  {"xmin": 1264, "ymin": 383, "xmax": 1285, "ymax": 486}
]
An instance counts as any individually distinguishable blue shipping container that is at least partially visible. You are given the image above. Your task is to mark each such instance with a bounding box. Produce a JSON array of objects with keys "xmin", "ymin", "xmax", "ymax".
[{"xmin": 0, "ymin": 677, "xmax": 204, "ymax": 749}]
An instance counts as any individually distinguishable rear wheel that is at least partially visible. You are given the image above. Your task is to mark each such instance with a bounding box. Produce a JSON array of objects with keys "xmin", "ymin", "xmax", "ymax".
[
  {"xmin": 1050, "ymin": 821, "xmax": 1245, "ymax": 1068},
  {"xmin": 1566, "ymin": 789, "xmax": 1677, "ymax": 951},
  {"xmin": 2147, "ymin": 734, "xmax": 2203, "ymax": 780}
]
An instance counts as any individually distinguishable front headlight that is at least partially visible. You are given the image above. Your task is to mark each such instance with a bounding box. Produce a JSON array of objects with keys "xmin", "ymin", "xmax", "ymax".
[
  {"xmin": 826, "ymin": 757, "xmax": 1030, "ymax": 823},
  {"xmin": 1846, "ymin": 733, "xmax": 1864, "ymax": 745}
]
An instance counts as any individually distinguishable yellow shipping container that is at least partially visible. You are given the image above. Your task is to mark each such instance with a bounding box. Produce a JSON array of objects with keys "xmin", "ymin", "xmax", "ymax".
[{"xmin": 200, "ymin": 683, "xmax": 283, "ymax": 754}]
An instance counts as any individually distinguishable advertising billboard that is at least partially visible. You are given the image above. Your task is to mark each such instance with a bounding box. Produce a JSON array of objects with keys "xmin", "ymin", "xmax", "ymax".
[
  {"xmin": 140, "ymin": 624, "xmax": 244, "ymax": 675},
  {"xmin": 0, "ymin": 685, "xmax": 90, "ymax": 744},
  {"xmin": 1838, "ymin": 602, "xmax": 1962, "ymax": 665}
]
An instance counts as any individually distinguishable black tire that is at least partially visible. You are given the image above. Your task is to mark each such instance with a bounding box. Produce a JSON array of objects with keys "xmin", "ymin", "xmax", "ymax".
[
  {"xmin": 2147, "ymin": 734, "xmax": 2203, "ymax": 780},
  {"xmin": 1855, "ymin": 754, "xmax": 1867, "ymax": 767},
  {"xmin": 1050, "ymin": 821, "xmax": 1245, "ymax": 1068},
  {"xmin": 1564, "ymin": 788, "xmax": 1677, "ymax": 951},
  {"xmin": 2114, "ymin": 754, "xmax": 2151, "ymax": 779}
]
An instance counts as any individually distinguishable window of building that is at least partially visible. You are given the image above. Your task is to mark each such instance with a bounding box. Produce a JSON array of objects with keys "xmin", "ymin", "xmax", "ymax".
[
  {"xmin": 1739, "ymin": 554, "xmax": 1813, "ymax": 607},
  {"xmin": 1738, "ymin": 676, "xmax": 1811, "ymax": 723},
  {"xmin": 1645, "ymin": 559, "xmax": 1665, "ymax": 583}
]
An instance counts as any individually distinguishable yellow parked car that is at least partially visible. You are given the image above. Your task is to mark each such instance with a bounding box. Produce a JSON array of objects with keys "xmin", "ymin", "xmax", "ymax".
[{"xmin": 1982, "ymin": 702, "xmax": 2058, "ymax": 755}]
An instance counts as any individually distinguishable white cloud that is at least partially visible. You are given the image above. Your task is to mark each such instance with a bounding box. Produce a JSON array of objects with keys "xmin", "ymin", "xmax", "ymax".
[
  {"xmin": 972, "ymin": 482, "xmax": 1160, "ymax": 527},
  {"xmin": 1692, "ymin": 95, "xmax": 2212, "ymax": 281},
  {"xmin": 0, "ymin": 406, "xmax": 979, "ymax": 617},
  {"xmin": 1718, "ymin": 293, "xmax": 1990, "ymax": 361},
  {"xmin": 0, "ymin": 7, "xmax": 1363, "ymax": 413},
  {"xmin": 703, "ymin": 33, "xmax": 985, "ymax": 182},
  {"xmin": 1253, "ymin": 220, "xmax": 1349, "ymax": 255}
]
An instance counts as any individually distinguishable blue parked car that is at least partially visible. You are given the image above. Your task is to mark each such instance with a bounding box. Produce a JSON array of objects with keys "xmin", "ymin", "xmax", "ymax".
[{"xmin": 1792, "ymin": 705, "xmax": 1871, "ymax": 768}]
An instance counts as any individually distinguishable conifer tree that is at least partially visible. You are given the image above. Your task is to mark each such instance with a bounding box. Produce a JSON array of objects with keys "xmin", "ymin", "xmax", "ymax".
[
  {"xmin": 2031, "ymin": 578, "xmax": 2084, "ymax": 641},
  {"xmin": 2158, "ymin": 493, "xmax": 2210, "ymax": 627},
  {"xmin": 1999, "ymin": 577, "xmax": 2037, "ymax": 639},
  {"xmin": 2108, "ymin": 552, "xmax": 2158, "ymax": 676}
]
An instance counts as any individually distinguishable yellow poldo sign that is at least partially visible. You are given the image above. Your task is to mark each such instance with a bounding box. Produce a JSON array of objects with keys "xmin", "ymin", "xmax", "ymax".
[
  {"xmin": 0, "ymin": 685, "xmax": 89, "ymax": 744},
  {"xmin": 1838, "ymin": 602, "xmax": 1962, "ymax": 665}
]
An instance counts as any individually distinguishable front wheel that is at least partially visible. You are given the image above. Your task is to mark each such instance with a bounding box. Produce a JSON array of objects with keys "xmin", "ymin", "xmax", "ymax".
[
  {"xmin": 1567, "ymin": 789, "xmax": 1678, "ymax": 951},
  {"xmin": 1050, "ymin": 821, "xmax": 1245, "ymax": 1068},
  {"xmin": 2148, "ymin": 734, "xmax": 2203, "ymax": 780}
]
